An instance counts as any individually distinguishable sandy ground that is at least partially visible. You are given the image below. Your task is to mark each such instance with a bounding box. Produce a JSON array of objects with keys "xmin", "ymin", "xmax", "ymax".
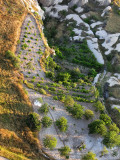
[{"xmin": 16, "ymin": 13, "xmax": 120, "ymax": 160}]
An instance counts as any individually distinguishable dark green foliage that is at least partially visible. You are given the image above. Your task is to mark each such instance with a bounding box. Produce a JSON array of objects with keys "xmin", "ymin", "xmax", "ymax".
[
  {"xmin": 100, "ymin": 114, "xmax": 111, "ymax": 126},
  {"xmin": 56, "ymin": 117, "xmax": 68, "ymax": 132},
  {"xmin": 38, "ymin": 103, "xmax": 49, "ymax": 114},
  {"xmin": 42, "ymin": 116, "xmax": 52, "ymax": 128},
  {"xmin": 43, "ymin": 135, "xmax": 57, "ymax": 150},
  {"xmin": 103, "ymin": 131, "xmax": 120, "ymax": 148},
  {"xmin": 59, "ymin": 146, "xmax": 71, "ymax": 157},
  {"xmin": 82, "ymin": 151, "xmax": 98, "ymax": 160},
  {"xmin": 84, "ymin": 109, "xmax": 94, "ymax": 120},
  {"xmin": 46, "ymin": 56, "xmax": 57, "ymax": 71},
  {"xmin": 55, "ymin": 47, "xmax": 65, "ymax": 59},
  {"xmin": 56, "ymin": 72, "xmax": 71, "ymax": 83},
  {"xmin": 88, "ymin": 68, "xmax": 97, "ymax": 78},
  {"xmin": 26, "ymin": 113, "xmax": 41, "ymax": 131},
  {"xmin": 88, "ymin": 120, "xmax": 107, "ymax": 136},
  {"xmin": 93, "ymin": 101, "xmax": 105, "ymax": 112}
]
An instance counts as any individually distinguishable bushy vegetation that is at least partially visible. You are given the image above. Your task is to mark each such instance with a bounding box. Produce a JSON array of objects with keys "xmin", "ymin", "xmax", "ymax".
[
  {"xmin": 103, "ymin": 131, "xmax": 120, "ymax": 148},
  {"xmin": 56, "ymin": 117, "xmax": 68, "ymax": 132},
  {"xmin": 82, "ymin": 151, "xmax": 98, "ymax": 160},
  {"xmin": 59, "ymin": 146, "xmax": 71, "ymax": 157},
  {"xmin": 26, "ymin": 113, "xmax": 41, "ymax": 131},
  {"xmin": 88, "ymin": 120, "xmax": 107, "ymax": 136},
  {"xmin": 38, "ymin": 103, "xmax": 49, "ymax": 114},
  {"xmin": 100, "ymin": 114, "xmax": 111, "ymax": 126},
  {"xmin": 67, "ymin": 103, "xmax": 84, "ymax": 119},
  {"xmin": 42, "ymin": 116, "xmax": 52, "ymax": 128},
  {"xmin": 43, "ymin": 135, "xmax": 57, "ymax": 150},
  {"xmin": 84, "ymin": 109, "xmax": 94, "ymax": 120},
  {"xmin": 93, "ymin": 101, "xmax": 105, "ymax": 112},
  {"xmin": 64, "ymin": 95, "xmax": 75, "ymax": 107}
]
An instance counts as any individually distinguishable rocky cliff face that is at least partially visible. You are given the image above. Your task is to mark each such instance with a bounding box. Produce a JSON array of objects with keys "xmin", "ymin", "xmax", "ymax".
[
  {"xmin": 38, "ymin": 0, "xmax": 111, "ymax": 7},
  {"xmin": 38, "ymin": 0, "xmax": 63, "ymax": 6}
]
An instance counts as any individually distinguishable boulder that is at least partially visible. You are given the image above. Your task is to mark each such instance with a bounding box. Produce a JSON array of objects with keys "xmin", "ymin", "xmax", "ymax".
[{"xmin": 101, "ymin": 6, "xmax": 112, "ymax": 17}]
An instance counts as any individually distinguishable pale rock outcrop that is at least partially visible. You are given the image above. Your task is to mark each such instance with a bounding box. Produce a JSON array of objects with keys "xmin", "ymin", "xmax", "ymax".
[
  {"xmin": 21, "ymin": 0, "xmax": 44, "ymax": 18},
  {"xmin": 38, "ymin": 0, "xmax": 63, "ymax": 6},
  {"xmin": 68, "ymin": 0, "xmax": 88, "ymax": 7},
  {"xmin": 101, "ymin": 6, "xmax": 112, "ymax": 17},
  {"xmin": 96, "ymin": 0, "xmax": 111, "ymax": 6}
]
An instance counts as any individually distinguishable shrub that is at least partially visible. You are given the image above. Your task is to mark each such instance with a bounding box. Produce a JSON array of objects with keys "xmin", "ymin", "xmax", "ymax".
[
  {"xmin": 59, "ymin": 146, "xmax": 71, "ymax": 157},
  {"xmin": 100, "ymin": 114, "xmax": 111, "ymax": 126},
  {"xmin": 26, "ymin": 113, "xmax": 41, "ymax": 131},
  {"xmin": 39, "ymin": 88, "xmax": 46, "ymax": 95},
  {"xmin": 82, "ymin": 151, "xmax": 98, "ymax": 160},
  {"xmin": 38, "ymin": 103, "xmax": 49, "ymax": 114},
  {"xmin": 93, "ymin": 101, "xmax": 105, "ymax": 112},
  {"xmin": 43, "ymin": 135, "xmax": 57, "ymax": 150},
  {"xmin": 84, "ymin": 109, "xmax": 94, "ymax": 120},
  {"xmin": 64, "ymin": 95, "xmax": 74, "ymax": 107},
  {"xmin": 42, "ymin": 116, "xmax": 52, "ymax": 128},
  {"xmin": 101, "ymin": 147, "xmax": 108, "ymax": 156},
  {"xmin": 88, "ymin": 120, "xmax": 107, "ymax": 136},
  {"xmin": 103, "ymin": 131, "xmax": 120, "ymax": 148},
  {"xmin": 56, "ymin": 117, "xmax": 68, "ymax": 132},
  {"xmin": 21, "ymin": 43, "xmax": 28, "ymax": 50},
  {"xmin": 56, "ymin": 72, "xmax": 71, "ymax": 83},
  {"xmin": 69, "ymin": 103, "xmax": 84, "ymax": 119},
  {"xmin": 109, "ymin": 123, "xmax": 119, "ymax": 134}
]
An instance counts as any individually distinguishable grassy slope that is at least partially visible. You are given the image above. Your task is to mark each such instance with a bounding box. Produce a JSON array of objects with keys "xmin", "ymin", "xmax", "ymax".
[{"xmin": 0, "ymin": 0, "xmax": 46, "ymax": 159}]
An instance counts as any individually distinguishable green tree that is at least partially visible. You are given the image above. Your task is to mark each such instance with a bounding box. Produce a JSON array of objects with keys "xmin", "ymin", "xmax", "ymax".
[
  {"xmin": 64, "ymin": 95, "xmax": 75, "ymax": 107},
  {"xmin": 109, "ymin": 123, "xmax": 119, "ymax": 134},
  {"xmin": 100, "ymin": 114, "xmax": 111, "ymax": 126},
  {"xmin": 38, "ymin": 103, "xmax": 49, "ymax": 114},
  {"xmin": 82, "ymin": 151, "xmax": 98, "ymax": 160},
  {"xmin": 56, "ymin": 72, "xmax": 71, "ymax": 83},
  {"xmin": 43, "ymin": 135, "xmax": 57, "ymax": 150},
  {"xmin": 93, "ymin": 101, "xmax": 105, "ymax": 112},
  {"xmin": 88, "ymin": 120, "xmax": 107, "ymax": 136},
  {"xmin": 26, "ymin": 113, "xmax": 41, "ymax": 131},
  {"xmin": 103, "ymin": 131, "xmax": 120, "ymax": 148},
  {"xmin": 59, "ymin": 146, "xmax": 71, "ymax": 157},
  {"xmin": 84, "ymin": 109, "xmax": 94, "ymax": 120},
  {"xmin": 56, "ymin": 117, "xmax": 68, "ymax": 132},
  {"xmin": 42, "ymin": 116, "xmax": 52, "ymax": 128},
  {"xmin": 72, "ymin": 103, "xmax": 84, "ymax": 119}
]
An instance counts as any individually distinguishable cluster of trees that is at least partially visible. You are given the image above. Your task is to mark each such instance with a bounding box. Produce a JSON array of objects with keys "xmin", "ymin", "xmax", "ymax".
[
  {"xmin": 88, "ymin": 113, "xmax": 120, "ymax": 148},
  {"xmin": 64, "ymin": 95, "xmax": 94, "ymax": 120}
]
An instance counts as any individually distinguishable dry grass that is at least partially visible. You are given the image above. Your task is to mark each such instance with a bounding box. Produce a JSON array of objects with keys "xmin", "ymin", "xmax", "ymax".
[
  {"xmin": 105, "ymin": 6, "xmax": 120, "ymax": 33},
  {"xmin": 0, "ymin": 0, "xmax": 47, "ymax": 159}
]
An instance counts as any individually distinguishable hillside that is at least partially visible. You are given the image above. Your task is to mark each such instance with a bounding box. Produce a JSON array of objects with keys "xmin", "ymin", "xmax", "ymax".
[{"xmin": 0, "ymin": 0, "xmax": 120, "ymax": 160}]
